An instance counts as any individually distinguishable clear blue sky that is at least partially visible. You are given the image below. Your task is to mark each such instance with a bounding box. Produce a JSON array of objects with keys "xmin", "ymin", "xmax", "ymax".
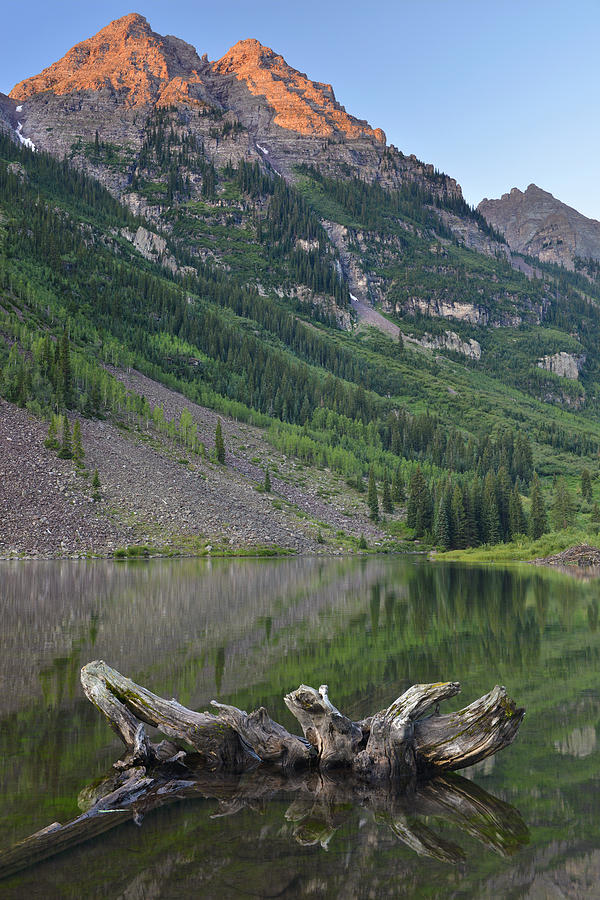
[{"xmin": 2, "ymin": 0, "xmax": 598, "ymax": 218}]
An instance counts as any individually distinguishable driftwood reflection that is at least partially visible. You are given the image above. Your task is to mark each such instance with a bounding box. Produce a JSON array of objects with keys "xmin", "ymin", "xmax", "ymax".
[{"xmin": 0, "ymin": 759, "xmax": 528, "ymax": 880}]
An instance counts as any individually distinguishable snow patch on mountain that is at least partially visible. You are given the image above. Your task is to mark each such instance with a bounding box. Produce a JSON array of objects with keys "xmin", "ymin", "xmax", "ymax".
[{"xmin": 15, "ymin": 122, "xmax": 35, "ymax": 151}]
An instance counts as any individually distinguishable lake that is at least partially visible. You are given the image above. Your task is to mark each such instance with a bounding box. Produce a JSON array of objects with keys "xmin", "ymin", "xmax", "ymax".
[{"xmin": 0, "ymin": 556, "xmax": 599, "ymax": 897}]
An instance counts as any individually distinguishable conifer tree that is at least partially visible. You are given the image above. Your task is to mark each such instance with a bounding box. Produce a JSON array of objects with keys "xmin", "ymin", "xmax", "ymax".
[
  {"xmin": 551, "ymin": 477, "xmax": 575, "ymax": 530},
  {"xmin": 41, "ymin": 335, "xmax": 53, "ymax": 378},
  {"xmin": 529, "ymin": 474, "xmax": 548, "ymax": 540},
  {"xmin": 591, "ymin": 502, "xmax": 600, "ymax": 524},
  {"xmin": 434, "ymin": 486, "xmax": 452, "ymax": 550},
  {"xmin": 497, "ymin": 466, "xmax": 512, "ymax": 541},
  {"xmin": 509, "ymin": 486, "xmax": 527, "ymax": 536},
  {"xmin": 264, "ymin": 468, "xmax": 271, "ymax": 492},
  {"xmin": 367, "ymin": 465, "xmax": 379, "ymax": 522},
  {"xmin": 58, "ymin": 416, "xmax": 72, "ymax": 459},
  {"xmin": 581, "ymin": 468, "xmax": 593, "ymax": 503},
  {"xmin": 392, "ymin": 465, "xmax": 405, "ymax": 503},
  {"xmin": 44, "ymin": 415, "xmax": 60, "ymax": 451},
  {"xmin": 382, "ymin": 469, "xmax": 393, "ymax": 513},
  {"xmin": 462, "ymin": 483, "xmax": 479, "ymax": 547},
  {"xmin": 215, "ymin": 419, "xmax": 225, "ymax": 464},
  {"xmin": 407, "ymin": 466, "xmax": 432, "ymax": 537},
  {"xmin": 470, "ymin": 478, "xmax": 484, "ymax": 545},
  {"xmin": 72, "ymin": 421, "xmax": 84, "ymax": 467},
  {"xmin": 482, "ymin": 472, "xmax": 501, "ymax": 544},
  {"xmin": 58, "ymin": 328, "xmax": 72, "ymax": 409},
  {"xmin": 91, "ymin": 469, "xmax": 101, "ymax": 502},
  {"xmin": 450, "ymin": 483, "xmax": 467, "ymax": 549}
]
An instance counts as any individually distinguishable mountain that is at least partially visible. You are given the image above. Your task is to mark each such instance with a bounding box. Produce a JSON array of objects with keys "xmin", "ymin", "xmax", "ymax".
[
  {"xmin": 7, "ymin": 13, "xmax": 458, "ymax": 196},
  {"xmin": 2, "ymin": 14, "xmax": 600, "ymax": 559},
  {"xmin": 478, "ymin": 184, "xmax": 600, "ymax": 271}
]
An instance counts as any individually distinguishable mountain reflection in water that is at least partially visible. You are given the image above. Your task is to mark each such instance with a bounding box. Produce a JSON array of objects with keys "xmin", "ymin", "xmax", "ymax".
[{"xmin": 0, "ymin": 556, "xmax": 599, "ymax": 898}]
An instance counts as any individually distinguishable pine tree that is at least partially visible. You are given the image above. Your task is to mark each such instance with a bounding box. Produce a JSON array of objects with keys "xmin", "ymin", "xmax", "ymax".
[
  {"xmin": 591, "ymin": 502, "xmax": 600, "ymax": 524},
  {"xmin": 482, "ymin": 472, "xmax": 501, "ymax": 544},
  {"xmin": 434, "ymin": 487, "xmax": 452, "ymax": 550},
  {"xmin": 58, "ymin": 328, "xmax": 72, "ymax": 409},
  {"xmin": 264, "ymin": 468, "xmax": 271, "ymax": 492},
  {"xmin": 551, "ymin": 477, "xmax": 575, "ymax": 530},
  {"xmin": 91, "ymin": 469, "xmax": 101, "ymax": 502},
  {"xmin": 450, "ymin": 483, "xmax": 467, "ymax": 549},
  {"xmin": 72, "ymin": 421, "xmax": 84, "ymax": 467},
  {"xmin": 44, "ymin": 415, "xmax": 60, "ymax": 451},
  {"xmin": 407, "ymin": 466, "xmax": 433, "ymax": 537},
  {"xmin": 497, "ymin": 466, "xmax": 512, "ymax": 541},
  {"xmin": 367, "ymin": 465, "xmax": 379, "ymax": 522},
  {"xmin": 529, "ymin": 474, "xmax": 548, "ymax": 540},
  {"xmin": 382, "ymin": 469, "xmax": 393, "ymax": 513},
  {"xmin": 392, "ymin": 465, "xmax": 405, "ymax": 503},
  {"xmin": 215, "ymin": 419, "xmax": 225, "ymax": 464},
  {"xmin": 462, "ymin": 483, "xmax": 479, "ymax": 547},
  {"xmin": 581, "ymin": 468, "xmax": 593, "ymax": 503},
  {"xmin": 471, "ymin": 477, "xmax": 484, "ymax": 545},
  {"xmin": 509, "ymin": 486, "xmax": 527, "ymax": 536},
  {"xmin": 57, "ymin": 416, "xmax": 72, "ymax": 459}
]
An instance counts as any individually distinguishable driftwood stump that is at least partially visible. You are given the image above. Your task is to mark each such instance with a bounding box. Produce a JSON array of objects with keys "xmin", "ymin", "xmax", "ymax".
[
  {"xmin": 0, "ymin": 662, "xmax": 527, "ymax": 880},
  {"xmin": 80, "ymin": 660, "xmax": 524, "ymax": 779}
]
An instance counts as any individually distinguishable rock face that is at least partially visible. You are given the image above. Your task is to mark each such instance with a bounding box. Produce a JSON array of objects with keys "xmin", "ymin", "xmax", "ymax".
[
  {"xmin": 8, "ymin": 13, "xmax": 460, "ymax": 199},
  {"xmin": 211, "ymin": 39, "xmax": 385, "ymax": 144},
  {"xmin": 401, "ymin": 297, "xmax": 490, "ymax": 326},
  {"xmin": 406, "ymin": 330, "xmax": 481, "ymax": 359},
  {"xmin": 537, "ymin": 351, "xmax": 585, "ymax": 380},
  {"xmin": 478, "ymin": 184, "xmax": 600, "ymax": 270},
  {"xmin": 10, "ymin": 14, "xmax": 209, "ymax": 108},
  {"xmin": 0, "ymin": 93, "xmax": 18, "ymax": 140}
]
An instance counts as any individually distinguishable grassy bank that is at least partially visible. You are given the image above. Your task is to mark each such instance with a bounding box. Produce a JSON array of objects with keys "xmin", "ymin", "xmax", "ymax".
[{"xmin": 434, "ymin": 528, "xmax": 600, "ymax": 563}]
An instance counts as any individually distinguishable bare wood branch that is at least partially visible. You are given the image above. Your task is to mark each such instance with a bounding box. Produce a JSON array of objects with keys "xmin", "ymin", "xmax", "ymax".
[
  {"xmin": 414, "ymin": 685, "xmax": 525, "ymax": 772},
  {"xmin": 210, "ymin": 701, "xmax": 315, "ymax": 768},
  {"xmin": 81, "ymin": 660, "xmax": 246, "ymax": 770},
  {"xmin": 384, "ymin": 681, "xmax": 461, "ymax": 721},
  {"xmin": 284, "ymin": 684, "xmax": 363, "ymax": 767}
]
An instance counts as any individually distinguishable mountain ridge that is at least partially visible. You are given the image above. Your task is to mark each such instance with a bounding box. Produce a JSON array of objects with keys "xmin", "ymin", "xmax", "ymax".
[
  {"xmin": 5, "ymin": 13, "xmax": 459, "ymax": 199},
  {"xmin": 478, "ymin": 183, "xmax": 600, "ymax": 270},
  {"xmin": 10, "ymin": 13, "xmax": 386, "ymax": 142}
]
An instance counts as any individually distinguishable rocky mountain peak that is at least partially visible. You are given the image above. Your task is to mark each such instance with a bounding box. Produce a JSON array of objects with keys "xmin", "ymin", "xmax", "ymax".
[
  {"xmin": 478, "ymin": 184, "xmax": 600, "ymax": 270},
  {"xmin": 9, "ymin": 13, "xmax": 207, "ymax": 107},
  {"xmin": 212, "ymin": 38, "xmax": 386, "ymax": 143},
  {"xmin": 7, "ymin": 14, "xmax": 463, "ymax": 202}
]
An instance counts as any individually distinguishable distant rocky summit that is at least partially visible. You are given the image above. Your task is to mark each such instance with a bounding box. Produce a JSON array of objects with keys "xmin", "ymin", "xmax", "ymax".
[{"xmin": 478, "ymin": 184, "xmax": 600, "ymax": 270}]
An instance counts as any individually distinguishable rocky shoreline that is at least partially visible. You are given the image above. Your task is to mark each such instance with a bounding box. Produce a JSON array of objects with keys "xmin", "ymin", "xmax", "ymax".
[{"xmin": 531, "ymin": 544, "xmax": 600, "ymax": 579}]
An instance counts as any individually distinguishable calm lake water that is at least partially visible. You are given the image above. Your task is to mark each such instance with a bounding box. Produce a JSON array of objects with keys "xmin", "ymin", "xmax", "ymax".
[{"xmin": 0, "ymin": 556, "xmax": 599, "ymax": 898}]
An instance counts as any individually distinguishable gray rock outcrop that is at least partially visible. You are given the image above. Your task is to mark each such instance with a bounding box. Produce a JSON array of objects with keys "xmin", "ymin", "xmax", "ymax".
[
  {"xmin": 478, "ymin": 184, "xmax": 600, "ymax": 270},
  {"xmin": 537, "ymin": 351, "xmax": 585, "ymax": 379}
]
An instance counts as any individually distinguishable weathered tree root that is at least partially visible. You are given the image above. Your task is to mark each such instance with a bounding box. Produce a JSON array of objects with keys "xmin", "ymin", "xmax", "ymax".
[
  {"xmin": 80, "ymin": 660, "xmax": 525, "ymax": 779},
  {"xmin": 0, "ymin": 664, "xmax": 526, "ymax": 880}
]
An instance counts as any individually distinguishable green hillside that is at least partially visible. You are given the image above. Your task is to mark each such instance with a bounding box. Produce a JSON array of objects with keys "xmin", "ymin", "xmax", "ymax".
[{"xmin": 1, "ymin": 130, "xmax": 600, "ymax": 555}]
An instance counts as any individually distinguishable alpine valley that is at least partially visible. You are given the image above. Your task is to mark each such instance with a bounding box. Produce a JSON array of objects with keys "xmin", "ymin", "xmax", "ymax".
[{"xmin": 2, "ymin": 12, "xmax": 600, "ymax": 559}]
